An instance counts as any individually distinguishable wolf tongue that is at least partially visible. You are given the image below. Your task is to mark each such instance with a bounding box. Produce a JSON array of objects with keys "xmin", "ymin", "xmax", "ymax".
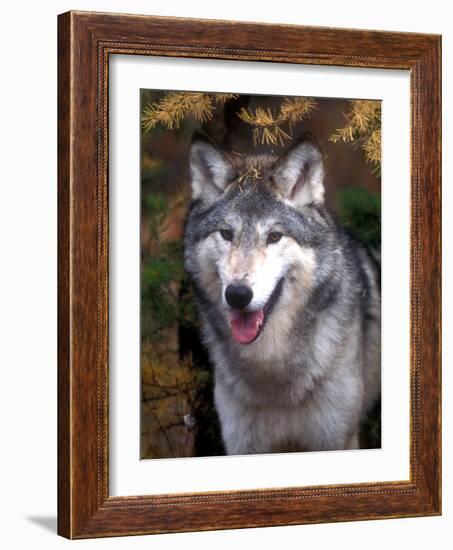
[{"xmin": 229, "ymin": 309, "xmax": 264, "ymax": 344}]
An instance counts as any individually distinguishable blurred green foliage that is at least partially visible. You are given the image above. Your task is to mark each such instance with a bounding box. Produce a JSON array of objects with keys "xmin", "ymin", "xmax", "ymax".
[{"xmin": 338, "ymin": 187, "xmax": 381, "ymax": 247}]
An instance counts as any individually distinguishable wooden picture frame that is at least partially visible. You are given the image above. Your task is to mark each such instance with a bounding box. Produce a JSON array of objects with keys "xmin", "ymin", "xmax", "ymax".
[{"xmin": 58, "ymin": 10, "xmax": 441, "ymax": 539}]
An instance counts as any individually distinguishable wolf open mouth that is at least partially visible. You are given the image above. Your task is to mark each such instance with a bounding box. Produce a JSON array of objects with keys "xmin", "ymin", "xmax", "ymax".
[{"xmin": 228, "ymin": 278, "xmax": 284, "ymax": 344}]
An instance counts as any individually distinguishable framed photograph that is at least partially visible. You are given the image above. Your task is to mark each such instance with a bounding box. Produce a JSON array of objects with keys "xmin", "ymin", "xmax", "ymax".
[{"xmin": 58, "ymin": 11, "xmax": 441, "ymax": 539}]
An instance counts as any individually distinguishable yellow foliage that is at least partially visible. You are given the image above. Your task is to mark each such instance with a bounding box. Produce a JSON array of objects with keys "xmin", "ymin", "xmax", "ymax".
[
  {"xmin": 362, "ymin": 128, "xmax": 382, "ymax": 165},
  {"xmin": 278, "ymin": 97, "xmax": 318, "ymax": 125},
  {"xmin": 237, "ymin": 159, "xmax": 263, "ymax": 184},
  {"xmin": 213, "ymin": 93, "xmax": 239, "ymax": 104},
  {"xmin": 142, "ymin": 91, "xmax": 317, "ymax": 146},
  {"xmin": 142, "ymin": 353, "xmax": 198, "ymax": 395},
  {"xmin": 141, "ymin": 344, "xmax": 209, "ymax": 458},
  {"xmin": 141, "ymin": 92, "xmax": 239, "ymax": 131},
  {"xmin": 237, "ymin": 98, "xmax": 317, "ymax": 146},
  {"xmin": 330, "ymin": 100, "xmax": 381, "ymax": 167},
  {"xmin": 141, "ymin": 156, "xmax": 163, "ymax": 172}
]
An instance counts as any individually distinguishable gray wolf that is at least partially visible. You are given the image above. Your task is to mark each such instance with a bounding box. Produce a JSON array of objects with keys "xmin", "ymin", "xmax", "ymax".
[{"xmin": 184, "ymin": 131, "xmax": 381, "ymax": 455}]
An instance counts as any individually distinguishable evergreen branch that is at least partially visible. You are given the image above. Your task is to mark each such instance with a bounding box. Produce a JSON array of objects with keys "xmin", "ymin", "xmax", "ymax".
[
  {"xmin": 141, "ymin": 92, "xmax": 240, "ymax": 132},
  {"xmin": 141, "ymin": 92, "xmax": 215, "ymax": 131},
  {"xmin": 329, "ymin": 100, "xmax": 381, "ymax": 168},
  {"xmin": 213, "ymin": 93, "xmax": 239, "ymax": 103},
  {"xmin": 278, "ymin": 97, "xmax": 317, "ymax": 125},
  {"xmin": 237, "ymin": 98, "xmax": 317, "ymax": 146}
]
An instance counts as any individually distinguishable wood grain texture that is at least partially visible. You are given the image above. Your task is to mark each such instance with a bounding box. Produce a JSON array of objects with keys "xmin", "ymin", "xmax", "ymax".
[{"xmin": 57, "ymin": 10, "xmax": 442, "ymax": 539}]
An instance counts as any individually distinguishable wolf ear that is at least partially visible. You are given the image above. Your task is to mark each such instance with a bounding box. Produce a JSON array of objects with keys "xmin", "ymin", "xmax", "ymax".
[
  {"xmin": 189, "ymin": 132, "xmax": 237, "ymax": 205},
  {"xmin": 273, "ymin": 136, "xmax": 325, "ymax": 208}
]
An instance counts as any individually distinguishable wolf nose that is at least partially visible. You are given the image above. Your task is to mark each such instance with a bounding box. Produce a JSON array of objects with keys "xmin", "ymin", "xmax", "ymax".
[{"xmin": 225, "ymin": 284, "xmax": 253, "ymax": 309}]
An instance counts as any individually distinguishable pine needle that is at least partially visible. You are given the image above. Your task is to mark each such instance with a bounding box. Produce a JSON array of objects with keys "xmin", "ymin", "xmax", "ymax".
[
  {"xmin": 142, "ymin": 92, "xmax": 318, "ymax": 147},
  {"xmin": 237, "ymin": 99, "xmax": 317, "ymax": 145},
  {"xmin": 142, "ymin": 92, "xmax": 216, "ymax": 131},
  {"xmin": 238, "ymin": 159, "xmax": 262, "ymax": 184},
  {"xmin": 329, "ymin": 100, "xmax": 381, "ymax": 168},
  {"xmin": 363, "ymin": 128, "xmax": 381, "ymax": 165},
  {"xmin": 213, "ymin": 93, "xmax": 239, "ymax": 104},
  {"xmin": 279, "ymin": 97, "xmax": 317, "ymax": 125},
  {"xmin": 238, "ymin": 107, "xmax": 293, "ymax": 146}
]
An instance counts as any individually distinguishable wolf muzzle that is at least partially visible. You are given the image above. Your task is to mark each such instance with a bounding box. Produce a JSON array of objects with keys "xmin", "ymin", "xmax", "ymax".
[{"xmin": 225, "ymin": 284, "xmax": 253, "ymax": 310}]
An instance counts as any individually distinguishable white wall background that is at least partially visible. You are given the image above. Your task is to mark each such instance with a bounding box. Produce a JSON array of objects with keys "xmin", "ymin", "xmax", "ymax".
[{"xmin": 0, "ymin": 1, "xmax": 450, "ymax": 548}]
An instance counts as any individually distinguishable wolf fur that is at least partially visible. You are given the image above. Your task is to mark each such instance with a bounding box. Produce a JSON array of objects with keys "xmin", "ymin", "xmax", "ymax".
[{"xmin": 184, "ymin": 132, "xmax": 381, "ymax": 455}]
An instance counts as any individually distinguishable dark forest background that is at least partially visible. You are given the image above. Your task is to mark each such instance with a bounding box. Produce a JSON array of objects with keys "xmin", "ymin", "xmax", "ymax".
[{"xmin": 140, "ymin": 90, "xmax": 381, "ymax": 459}]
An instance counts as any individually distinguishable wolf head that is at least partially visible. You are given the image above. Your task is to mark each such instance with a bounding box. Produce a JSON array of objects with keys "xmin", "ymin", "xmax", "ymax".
[{"xmin": 185, "ymin": 132, "xmax": 336, "ymax": 348}]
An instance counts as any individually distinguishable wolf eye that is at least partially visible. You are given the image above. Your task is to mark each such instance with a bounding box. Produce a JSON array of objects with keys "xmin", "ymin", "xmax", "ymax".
[
  {"xmin": 267, "ymin": 232, "xmax": 283, "ymax": 244},
  {"xmin": 220, "ymin": 229, "xmax": 233, "ymax": 242}
]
